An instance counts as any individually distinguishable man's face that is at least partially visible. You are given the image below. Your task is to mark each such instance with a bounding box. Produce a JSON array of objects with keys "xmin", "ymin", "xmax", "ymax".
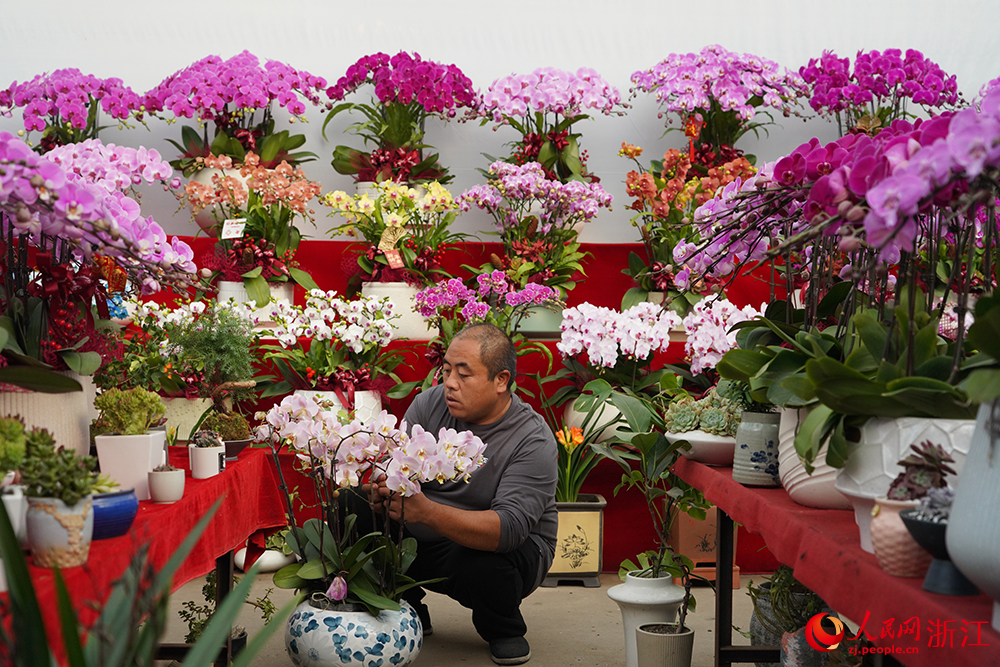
[{"xmin": 441, "ymin": 336, "xmax": 510, "ymax": 425}]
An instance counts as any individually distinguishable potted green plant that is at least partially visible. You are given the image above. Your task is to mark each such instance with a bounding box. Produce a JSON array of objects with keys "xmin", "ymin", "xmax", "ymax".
[
  {"xmin": 95, "ymin": 299, "xmax": 259, "ymax": 442},
  {"xmin": 661, "ymin": 386, "xmax": 743, "ymax": 466},
  {"xmin": 91, "ymin": 387, "xmax": 166, "ymax": 501},
  {"xmin": 188, "ymin": 430, "xmax": 226, "ymax": 480},
  {"xmin": 747, "ymin": 565, "xmax": 828, "ymax": 666},
  {"xmin": 870, "ymin": 441, "xmax": 955, "ymax": 578},
  {"xmin": 18, "ymin": 427, "xmax": 97, "ymax": 568},
  {"xmin": 148, "ymin": 462, "xmax": 185, "ymax": 505},
  {"xmin": 578, "ymin": 380, "xmax": 710, "ymax": 667},
  {"xmin": 194, "ymin": 380, "xmax": 256, "ymax": 460},
  {"xmin": 177, "ymin": 568, "xmax": 277, "ymax": 658}
]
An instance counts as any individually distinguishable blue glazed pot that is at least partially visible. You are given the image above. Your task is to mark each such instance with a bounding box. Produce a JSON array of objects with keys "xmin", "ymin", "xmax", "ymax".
[{"xmin": 92, "ymin": 489, "xmax": 139, "ymax": 540}]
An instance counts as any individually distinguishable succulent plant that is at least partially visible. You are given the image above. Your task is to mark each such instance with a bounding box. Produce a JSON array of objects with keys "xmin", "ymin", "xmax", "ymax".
[
  {"xmin": 663, "ymin": 397, "xmax": 702, "ymax": 432},
  {"xmin": 886, "ymin": 440, "xmax": 956, "ymax": 501},
  {"xmin": 664, "ymin": 387, "xmax": 742, "ymax": 436},
  {"xmin": 190, "ymin": 430, "xmax": 225, "ymax": 449},
  {"xmin": 152, "ymin": 462, "xmax": 180, "ymax": 473},
  {"xmin": 0, "ymin": 415, "xmax": 26, "ymax": 476},
  {"xmin": 92, "ymin": 387, "xmax": 166, "ymax": 436},
  {"xmin": 19, "ymin": 428, "xmax": 97, "ymax": 505}
]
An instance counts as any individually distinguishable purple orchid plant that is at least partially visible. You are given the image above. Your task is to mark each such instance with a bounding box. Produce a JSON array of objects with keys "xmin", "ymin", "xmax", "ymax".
[
  {"xmin": 0, "ymin": 68, "xmax": 144, "ymax": 153},
  {"xmin": 143, "ymin": 51, "xmax": 327, "ymax": 175},
  {"xmin": 460, "ymin": 161, "xmax": 613, "ymax": 296},
  {"xmin": 799, "ymin": 48, "xmax": 962, "ymax": 136},
  {"xmin": 1, "ymin": 133, "xmax": 196, "ymax": 388},
  {"xmin": 323, "ymin": 51, "xmax": 476, "ymax": 184},
  {"xmin": 470, "ymin": 66, "xmax": 626, "ymax": 183},
  {"xmin": 631, "ymin": 45, "xmax": 808, "ymax": 167}
]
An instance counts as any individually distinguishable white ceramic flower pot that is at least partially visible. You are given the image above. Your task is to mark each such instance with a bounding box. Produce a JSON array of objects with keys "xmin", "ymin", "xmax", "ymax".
[
  {"xmin": 285, "ymin": 598, "xmax": 422, "ymax": 667},
  {"xmin": 1, "ymin": 485, "xmax": 28, "ymax": 548},
  {"xmin": 147, "ymin": 469, "xmax": 185, "ymax": 504},
  {"xmin": 94, "ymin": 431, "xmax": 166, "ymax": 501},
  {"xmin": 25, "ymin": 495, "xmax": 93, "ymax": 568},
  {"xmin": 947, "ymin": 400, "xmax": 1000, "ymax": 632},
  {"xmin": 234, "ymin": 546, "xmax": 296, "ymax": 573},
  {"xmin": 607, "ymin": 572, "xmax": 685, "ymax": 667},
  {"xmin": 776, "ymin": 407, "xmax": 851, "ymax": 510},
  {"xmin": 834, "ymin": 416, "xmax": 974, "ymax": 553},
  {"xmin": 673, "ymin": 430, "xmax": 737, "ymax": 466},
  {"xmin": 161, "ymin": 397, "xmax": 213, "ymax": 442},
  {"xmin": 0, "ymin": 372, "xmax": 93, "ymax": 459},
  {"xmin": 189, "ymin": 444, "xmax": 226, "ymax": 480},
  {"xmin": 293, "ymin": 389, "xmax": 383, "ymax": 425},
  {"xmin": 360, "ymin": 281, "xmax": 431, "ymax": 340}
]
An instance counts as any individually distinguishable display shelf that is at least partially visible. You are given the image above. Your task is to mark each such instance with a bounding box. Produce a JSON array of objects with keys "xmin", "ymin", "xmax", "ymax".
[{"xmin": 673, "ymin": 458, "xmax": 1000, "ymax": 667}]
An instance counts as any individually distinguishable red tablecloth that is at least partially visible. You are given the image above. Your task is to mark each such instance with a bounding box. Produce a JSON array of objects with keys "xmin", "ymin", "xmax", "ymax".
[
  {"xmin": 22, "ymin": 447, "xmax": 287, "ymax": 664},
  {"xmin": 673, "ymin": 458, "xmax": 1000, "ymax": 666}
]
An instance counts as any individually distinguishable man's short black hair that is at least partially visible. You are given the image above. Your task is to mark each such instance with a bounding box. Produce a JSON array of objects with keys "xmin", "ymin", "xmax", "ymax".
[{"xmin": 453, "ymin": 323, "xmax": 516, "ymax": 392}]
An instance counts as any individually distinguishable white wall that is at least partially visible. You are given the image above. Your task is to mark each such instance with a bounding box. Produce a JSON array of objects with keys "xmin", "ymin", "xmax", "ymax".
[{"xmin": 1, "ymin": 0, "xmax": 997, "ymax": 243}]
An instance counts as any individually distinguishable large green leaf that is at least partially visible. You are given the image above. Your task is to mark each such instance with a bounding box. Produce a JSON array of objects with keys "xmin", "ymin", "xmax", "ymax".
[
  {"xmin": 288, "ymin": 267, "xmax": 319, "ymax": 291},
  {"xmin": 0, "ymin": 366, "xmax": 83, "ymax": 393},
  {"xmin": 243, "ymin": 275, "xmax": 271, "ymax": 308},
  {"xmin": 965, "ymin": 368, "xmax": 1000, "ymax": 403},
  {"xmin": 59, "ymin": 350, "xmax": 102, "ymax": 376},
  {"xmin": 715, "ymin": 349, "xmax": 770, "ymax": 383}
]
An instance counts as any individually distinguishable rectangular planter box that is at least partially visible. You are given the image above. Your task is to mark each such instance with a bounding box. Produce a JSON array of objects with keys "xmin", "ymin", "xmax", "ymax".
[
  {"xmin": 542, "ymin": 493, "xmax": 606, "ymax": 588},
  {"xmin": 668, "ymin": 505, "xmax": 740, "ymax": 588}
]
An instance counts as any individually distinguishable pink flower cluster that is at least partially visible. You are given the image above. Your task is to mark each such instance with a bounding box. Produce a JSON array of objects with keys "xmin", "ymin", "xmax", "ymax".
[
  {"xmin": 327, "ymin": 51, "xmax": 475, "ymax": 116},
  {"xmin": 557, "ymin": 302, "xmax": 681, "ymax": 370},
  {"xmin": 682, "ymin": 299, "xmax": 764, "ymax": 374},
  {"xmin": 678, "ymin": 85, "xmax": 1000, "ymax": 285},
  {"xmin": 799, "ymin": 48, "xmax": 959, "ymax": 116},
  {"xmin": 143, "ymin": 50, "xmax": 326, "ymax": 120},
  {"xmin": 0, "ymin": 133, "xmax": 194, "ymax": 293},
  {"xmin": 256, "ymin": 393, "xmax": 487, "ymax": 496},
  {"xmin": 0, "ymin": 68, "xmax": 142, "ymax": 133},
  {"xmin": 631, "ymin": 45, "xmax": 807, "ymax": 121},
  {"xmin": 460, "ymin": 161, "xmax": 613, "ymax": 235},
  {"xmin": 475, "ymin": 67, "xmax": 624, "ymax": 123},
  {"xmin": 415, "ymin": 274, "xmax": 557, "ymax": 322}
]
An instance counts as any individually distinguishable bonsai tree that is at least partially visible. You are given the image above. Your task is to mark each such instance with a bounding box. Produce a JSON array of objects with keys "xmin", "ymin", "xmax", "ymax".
[
  {"xmin": 92, "ymin": 388, "xmax": 166, "ymax": 436},
  {"xmin": 195, "ymin": 380, "xmax": 256, "ymax": 442},
  {"xmin": 18, "ymin": 428, "xmax": 97, "ymax": 505},
  {"xmin": 0, "ymin": 416, "xmax": 26, "ymax": 479}
]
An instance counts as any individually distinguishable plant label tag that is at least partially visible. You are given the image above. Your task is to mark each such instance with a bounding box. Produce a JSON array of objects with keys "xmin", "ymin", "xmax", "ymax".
[
  {"xmin": 221, "ymin": 218, "xmax": 247, "ymax": 239},
  {"xmin": 384, "ymin": 249, "xmax": 404, "ymax": 269}
]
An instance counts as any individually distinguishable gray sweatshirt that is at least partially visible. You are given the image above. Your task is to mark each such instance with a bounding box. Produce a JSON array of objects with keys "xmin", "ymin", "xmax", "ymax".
[{"xmin": 403, "ymin": 384, "xmax": 558, "ymax": 575}]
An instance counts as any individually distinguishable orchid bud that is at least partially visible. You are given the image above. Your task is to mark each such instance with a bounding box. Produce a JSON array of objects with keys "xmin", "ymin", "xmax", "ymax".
[
  {"xmin": 845, "ymin": 206, "xmax": 866, "ymax": 222},
  {"xmin": 837, "ymin": 200, "xmax": 854, "ymax": 217},
  {"xmin": 325, "ymin": 575, "xmax": 348, "ymax": 601},
  {"xmin": 838, "ymin": 236, "xmax": 862, "ymax": 252}
]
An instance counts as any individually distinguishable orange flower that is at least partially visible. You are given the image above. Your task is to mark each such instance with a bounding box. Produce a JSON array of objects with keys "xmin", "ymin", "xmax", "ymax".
[
  {"xmin": 619, "ymin": 142, "xmax": 643, "ymax": 159},
  {"xmin": 556, "ymin": 425, "xmax": 584, "ymax": 452}
]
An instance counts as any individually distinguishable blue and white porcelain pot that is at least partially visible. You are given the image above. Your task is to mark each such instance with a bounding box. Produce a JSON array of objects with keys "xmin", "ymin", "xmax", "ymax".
[{"xmin": 285, "ymin": 597, "xmax": 422, "ymax": 667}]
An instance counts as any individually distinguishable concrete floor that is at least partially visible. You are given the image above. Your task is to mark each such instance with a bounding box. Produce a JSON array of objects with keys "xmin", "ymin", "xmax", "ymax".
[{"xmin": 156, "ymin": 571, "xmax": 761, "ymax": 667}]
